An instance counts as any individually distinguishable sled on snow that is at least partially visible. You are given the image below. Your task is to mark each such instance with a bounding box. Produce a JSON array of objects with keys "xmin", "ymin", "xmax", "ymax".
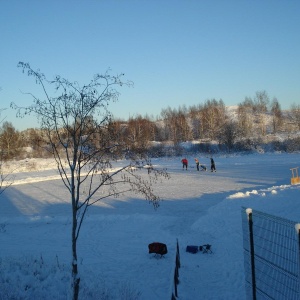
[
  {"xmin": 148, "ymin": 242, "xmax": 168, "ymax": 258},
  {"xmin": 200, "ymin": 165, "xmax": 207, "ymax": 171},
  {"xmin": 186, "ymin": 244, "xmax": 212, "ymax": 254}
]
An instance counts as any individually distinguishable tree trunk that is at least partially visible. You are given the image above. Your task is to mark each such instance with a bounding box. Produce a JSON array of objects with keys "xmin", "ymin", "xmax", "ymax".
[
  {"xmin": 72, "ymin": 265, "xmax": 80, "ymax": 300},
  {"xmin": 72, "ymin": 210, "xmax": 80, "ymax": 300},
  {"xmin": 71, "ymin": 174, "xmax": 80, "ymax": 300}
]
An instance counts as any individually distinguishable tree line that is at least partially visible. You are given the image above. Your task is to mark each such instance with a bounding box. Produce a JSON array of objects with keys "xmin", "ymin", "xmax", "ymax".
[{"xmin": 1, "ymin": 90, "xmax": 300, "ymax": 160}]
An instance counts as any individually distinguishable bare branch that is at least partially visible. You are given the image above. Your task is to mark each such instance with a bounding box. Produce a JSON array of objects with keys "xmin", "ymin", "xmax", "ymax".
[{"xmin": 12, "ymin": 63, "xmax": 167, "ymax": 300}]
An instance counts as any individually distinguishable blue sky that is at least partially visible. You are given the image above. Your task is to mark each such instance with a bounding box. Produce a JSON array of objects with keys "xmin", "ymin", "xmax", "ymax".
[{"xmin": 1, "ymin": 0, "xmax": 300, "ymax": 130}]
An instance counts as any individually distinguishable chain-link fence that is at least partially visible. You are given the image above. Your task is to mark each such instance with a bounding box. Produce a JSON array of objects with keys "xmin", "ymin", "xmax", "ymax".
[{"xmin": 242, "ymin": 207, "xmax": 300, "ymax": 300}]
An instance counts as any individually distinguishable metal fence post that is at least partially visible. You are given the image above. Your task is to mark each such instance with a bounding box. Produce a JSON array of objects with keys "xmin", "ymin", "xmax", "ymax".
[
  {"xmin": 176, "ymin": 238, "xmax": 180, "ymax": 269},
  {"xmin": 246, "ymin": 208, "xmax": 256, "ymax": 300},
  {"xmin": 295, "ymin": 224, "xmax": 300, "ymax": 297},
  {"xmin": 171, "ymin": 239, "xmax": 181, "ymax": 299}
]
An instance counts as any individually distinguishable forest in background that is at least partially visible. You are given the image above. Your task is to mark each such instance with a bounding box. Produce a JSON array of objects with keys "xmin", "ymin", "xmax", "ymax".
[{"xmin": 1, "ymin": 90, "xmax": 300, "ymax": 161}]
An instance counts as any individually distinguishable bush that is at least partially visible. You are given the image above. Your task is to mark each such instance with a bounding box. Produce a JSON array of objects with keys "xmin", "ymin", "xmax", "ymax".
[{"xmin": 0, "ymin": 256, "xmax": 141, "ymax": 300}]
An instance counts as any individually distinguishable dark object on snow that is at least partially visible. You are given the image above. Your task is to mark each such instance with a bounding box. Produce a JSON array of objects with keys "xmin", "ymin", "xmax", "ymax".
[
  {"xmin": 148, "ymin": 242, "xmax": 168, "ymax": 257},
  {"xmin": 210, "ymin": 158, "xmax": 216, "ymax": 172},
  {"xmin": 186, "ymin": 245, "xmax": 199, "ymax": 254},
  {"xmin": 199, "ymin": 244, "xmax": 212, "ymax": 254}
]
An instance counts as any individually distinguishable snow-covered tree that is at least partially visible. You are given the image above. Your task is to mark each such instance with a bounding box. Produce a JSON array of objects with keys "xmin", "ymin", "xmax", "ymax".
[
  {"xmin": 270, "ymin": 97, "xmax": 283, "ymax": 133},
  {"xmin": 290, "ymin": 103, "xmax": 300, "ymax": 130},
  {"xmin": 12, "ymin": 62, "xmax": 169, "ymax": 300},
  {"xmin": 254, "ymin": 90, "xmax": 269, "ymax": 136},
  {"xmin": 0, "ymin": 121, "xmax": 23, "ymax": 160},
  {"xmin": 0, "ymin": 110, "xmax": 15, "ymax": 196}
]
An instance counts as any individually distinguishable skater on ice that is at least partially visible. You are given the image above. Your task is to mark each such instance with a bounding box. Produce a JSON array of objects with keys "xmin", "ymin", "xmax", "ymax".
[
  {"xmin": 195, "ymin": 158, "xmax": 207, "ymax": 171},
  {"xmin": 194, "ymin": 158, "xmax": 200, "ymax": 171},
  {"xmin": 181, "ymin": 158, "xmax": 188, "ymax": 170},
  {"xmin": 210, "ymin": 157, "xmax": 216, "ymax": 172}
]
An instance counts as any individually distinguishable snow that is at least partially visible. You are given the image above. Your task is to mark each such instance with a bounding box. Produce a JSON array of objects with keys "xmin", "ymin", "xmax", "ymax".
[{"xmin": 1, "ymin": 153, "xmax": 300, "ymax": 299}]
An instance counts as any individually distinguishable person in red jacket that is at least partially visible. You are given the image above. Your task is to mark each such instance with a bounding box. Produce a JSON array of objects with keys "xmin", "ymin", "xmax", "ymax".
[{"xmin": 181, "ymin": 158, "xmax": 188, "ymax": 170}]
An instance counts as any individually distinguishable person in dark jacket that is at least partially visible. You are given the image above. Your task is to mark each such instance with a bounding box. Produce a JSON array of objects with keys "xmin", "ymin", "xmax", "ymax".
[
  {"xmin": 210, "ymin": 157, "xmax": 216, "ymax": 172},
  {"xmin": 194, "ymin": 158, "xmax": 200, "ymax": 171}
]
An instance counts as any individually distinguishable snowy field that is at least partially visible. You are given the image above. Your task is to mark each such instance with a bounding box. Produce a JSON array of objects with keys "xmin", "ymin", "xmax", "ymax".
[{"xmin": 1, "ymin": 153, "xmax": 300, "ymax": 299}]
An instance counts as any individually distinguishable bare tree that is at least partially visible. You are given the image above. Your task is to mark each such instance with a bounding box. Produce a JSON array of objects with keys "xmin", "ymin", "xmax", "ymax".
[
  {"xmin": 0, "ymin": 121, "xmax": 23, "ymax": 160},
  {"xmin": 22, "ymin": 128, "xmax": 45, "ymax": 157},
  {"xmin": 290, "ymin": 103, "xmax": 300, "ymax": 130},
  {"xmin": 0, "ymin": 110, "xmax": 15, "ymax": 196},
  {"xmin": 0, "ymin": 152, "xmax": 14, "ymax": 196},
  {"xmin": 270, "ymin": 97, "xmax": 283, "ymax": 133},
  {"xmin": 189, "ymin": 104, "xmax": 204, "ymax": 140},
  {"xmin": 254, "ymin": 90, "xmax": 269, "ymax": 136},
  {"xmin": 12, "ymin": 62, "xmax": 169, "ymax": 300},
  {"xmin": 237, "ymin": 97, "xmax": 254, "ymax": 138},
  {"xmin": 177, "ymin": 105, "xmax": 191, "ymax": 142},
  {"xmin": 202, "ymin": 99, "xmax": 227, "ymax": 140},
  {"xmin": 160, "ymin": 107, "xmax": 179, "ymax": 143},
  {"xmin": 160, "ymin": 106, "xmax": 192, "ymax": 144},
  {"xmin": 217, "ymin": 120, "xmax": 238, "ymax": 152},
  {"xmin": 125, "ymin": 115, "xmax": 154, "ymax": 151}
]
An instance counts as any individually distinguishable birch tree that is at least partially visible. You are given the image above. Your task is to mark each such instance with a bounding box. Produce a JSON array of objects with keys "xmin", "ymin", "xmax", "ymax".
[
  {"xmin": 0, "ymin": 121, "xmax": 22, "ymax": 160},
  {"xmin": 11, "ymin": 62, "xmax": 169, "ymax": 300},
  {"xmin": 237, "ymin": 97, "xmax": 254, "ymax": 138},
  {"xmin": 270, "ymin": 97, "xmax": 283, "ymax": 133},
  {"xmin": 254, "ymin": 90, "xmax": 269, "ymax": 136},
  {"xmin": 290, "ymin": 103, "xmax": 300, "ymax": 130}
]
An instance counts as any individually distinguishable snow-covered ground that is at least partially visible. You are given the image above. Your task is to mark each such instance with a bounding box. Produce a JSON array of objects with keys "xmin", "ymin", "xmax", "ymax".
[{"xmin": 1, "ymin": 153, "xmax": 300, "ymax": 299}]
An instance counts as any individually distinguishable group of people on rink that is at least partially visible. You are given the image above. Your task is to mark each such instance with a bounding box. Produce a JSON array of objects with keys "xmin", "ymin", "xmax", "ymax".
[{"xmin": 181, "ymin": 157, "xmax": 216, "ymax": 172}]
